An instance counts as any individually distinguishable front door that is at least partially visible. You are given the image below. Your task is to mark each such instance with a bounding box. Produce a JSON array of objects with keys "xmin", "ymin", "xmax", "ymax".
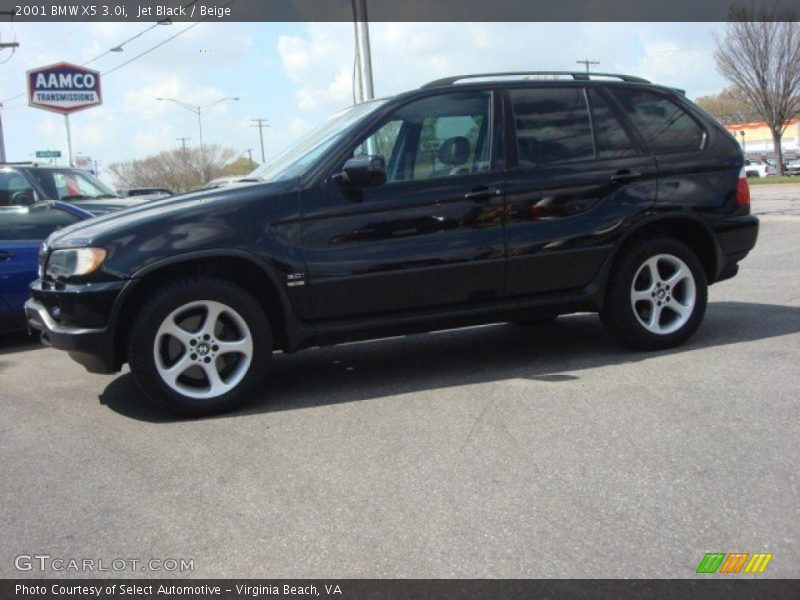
[{"xmin": 301, "ymin": 91, "xmax": 507, "ymax": 320}]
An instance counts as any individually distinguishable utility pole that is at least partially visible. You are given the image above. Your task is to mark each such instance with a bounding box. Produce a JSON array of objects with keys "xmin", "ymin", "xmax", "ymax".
[
  {"xmin": 576, "ymin": 58, "xmax": 600, "ymax": 74},
  {"xmin": 0, "ymin": 40, "xmax": 19, "ymax": 163},
  {"xmin": 251, "ymin": 118, "xmax": 268, "ymax": 163},
  {"xmin": 93, "ymin": 159, "xmax": 100, "ymax": 176},
  {"xmin": 352, "ymin": 0, "xmax": 375, "ymax": 103},
  {"xmin": 0, "ymin": 105, "xmax": 6, "ymax": 164},
  {"xmin": 246, "ymin": 148, "xmax": 254, "ymax": 169},
  {"xmin": 177, "ymin": 137, "xmax": 190, "ymax": 152}
]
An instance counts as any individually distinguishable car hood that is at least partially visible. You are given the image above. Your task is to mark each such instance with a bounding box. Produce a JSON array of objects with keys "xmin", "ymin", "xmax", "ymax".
[
  {"xmin": 70, "ymin": 196, "xmax": 153, "ymax": 216},
  {"xmin": 46, "ymin": 180, "xmax": 295, "ymax": 249}
]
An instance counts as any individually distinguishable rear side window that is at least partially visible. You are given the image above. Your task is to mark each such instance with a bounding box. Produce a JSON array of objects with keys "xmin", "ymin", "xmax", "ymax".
[
  {"xmin": 510, "ymin": 88, "xmax": 594, "ymax": 166},
  {"xmin": 611, "ymin": 88, "xmax": 705, "ymax": 154},
  {"xmin": 0, "ymin": 207, "xmax": 79, "ymax": 241},
  {"xmin": 587, "ymin": 89, "xmax": 639, "ymax": 159}
]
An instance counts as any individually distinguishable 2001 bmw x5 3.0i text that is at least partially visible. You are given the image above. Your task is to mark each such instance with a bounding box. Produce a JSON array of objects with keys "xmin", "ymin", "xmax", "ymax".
[{"xmin": 26, "ymin": 72, "xmax": 759, "ymax": 417}]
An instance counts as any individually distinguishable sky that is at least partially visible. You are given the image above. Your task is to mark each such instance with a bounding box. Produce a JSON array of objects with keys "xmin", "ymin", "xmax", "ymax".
[{"xmin": 0, "ymin": 21, "xmax": 729, "ymax": 184}]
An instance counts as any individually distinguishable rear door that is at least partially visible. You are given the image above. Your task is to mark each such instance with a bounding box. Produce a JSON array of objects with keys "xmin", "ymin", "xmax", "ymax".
[
  {"xmin": 301, "ymin": 90, "xmax": 507, "ymax": 319},
  {"xmin": 608, "ymin": 87, "xmax": 734, "ymax": 210},
  {"xmin": 503, "ymin": 85, "xmax": 658, "ymax": 297}
]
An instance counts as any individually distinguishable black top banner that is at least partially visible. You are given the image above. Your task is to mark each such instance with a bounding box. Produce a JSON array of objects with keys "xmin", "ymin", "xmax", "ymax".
[{"xmin": 1, "ymin": 0, "xmax": 799, "ymax": 22}]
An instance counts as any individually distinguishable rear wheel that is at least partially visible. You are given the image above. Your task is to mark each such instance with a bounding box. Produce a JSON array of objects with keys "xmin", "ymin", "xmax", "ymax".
[
  {"xmin": 601, "ymin": 237, "xmax": 707, "ymax": 350},
  {"xmin": 127, "ymin": 278, "xmax": 271, "ymax": 417}
]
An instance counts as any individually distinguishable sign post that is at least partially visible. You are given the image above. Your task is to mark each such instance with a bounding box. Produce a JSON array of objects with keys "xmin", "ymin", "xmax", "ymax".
[
  {"xmin": 26, "ymin": 62, "xmax": 102, "ymax": 166},
  {"xmin": 64, "ymin": 114, "xmax": 73, "ymax": 165}
]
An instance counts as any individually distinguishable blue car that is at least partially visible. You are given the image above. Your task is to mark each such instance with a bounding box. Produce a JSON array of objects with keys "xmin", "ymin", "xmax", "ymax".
[{"xmin": 1, "ymin": 201, "xmax": 93, "ymax": 332}]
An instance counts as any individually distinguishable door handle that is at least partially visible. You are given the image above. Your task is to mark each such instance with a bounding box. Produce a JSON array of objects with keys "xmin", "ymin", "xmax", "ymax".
[
  {"xmin": 0, "ymin": 251, "xmax": 13, "ymax": 261},
  {"xmin": 610, "ymin": 169, "xmax": 643, "ymax": 184},
  {"xmin": 464, "ymin": 187, "xmax": 502, "ymax": 201}
]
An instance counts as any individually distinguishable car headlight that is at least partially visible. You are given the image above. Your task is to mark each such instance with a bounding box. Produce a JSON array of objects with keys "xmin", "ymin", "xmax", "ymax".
[{"xmin": 46, "ymin": 248, "xmax": 107, "ymax": 279}]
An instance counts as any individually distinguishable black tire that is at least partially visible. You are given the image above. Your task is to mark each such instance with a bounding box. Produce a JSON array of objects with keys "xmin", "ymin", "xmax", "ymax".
[
  {"xmin": 600, "ymin": 237, "xmax": 707, "ymax": 350},
  {"xmin": 127, "ymin": 277, "xmax": 272, "ymax": 417}
]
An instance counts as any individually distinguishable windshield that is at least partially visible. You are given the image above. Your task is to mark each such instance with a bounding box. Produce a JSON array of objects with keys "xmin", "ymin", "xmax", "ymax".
[
  {"xmin": 250, "ymin": 99, "xmax": 388, "ymax": 183},
  {"xmin": 29, "ymin": 168, "xmax": 119, "ymax": 201}
]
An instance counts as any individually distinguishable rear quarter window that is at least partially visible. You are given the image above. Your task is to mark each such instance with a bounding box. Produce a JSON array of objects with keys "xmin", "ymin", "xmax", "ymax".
[{"xmin": 611, "ymin": 88, "xmax": 706, "ymax": 155}]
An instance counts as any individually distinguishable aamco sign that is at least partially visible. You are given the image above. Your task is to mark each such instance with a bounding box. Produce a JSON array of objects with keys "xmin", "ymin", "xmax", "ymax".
[{"xmin": 27, "ymin": 62, "xmax": 102, "ymax": 115}]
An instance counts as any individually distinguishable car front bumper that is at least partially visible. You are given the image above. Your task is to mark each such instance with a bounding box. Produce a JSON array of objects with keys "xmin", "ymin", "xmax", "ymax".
[{"xmin": 25, "ymin": 279, "xmax": 128, "ymax": 374}]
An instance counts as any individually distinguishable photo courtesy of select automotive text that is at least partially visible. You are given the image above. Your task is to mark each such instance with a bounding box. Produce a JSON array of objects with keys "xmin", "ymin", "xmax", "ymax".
[{"xmin": 0, "ymin": 0, "xmax": 798, "ymax": 598}]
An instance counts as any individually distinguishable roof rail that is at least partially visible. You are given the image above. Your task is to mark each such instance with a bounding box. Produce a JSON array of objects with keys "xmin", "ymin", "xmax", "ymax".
[{"xmin": 421, "ymin": 72, "xmax": 650, "ymax": 88}]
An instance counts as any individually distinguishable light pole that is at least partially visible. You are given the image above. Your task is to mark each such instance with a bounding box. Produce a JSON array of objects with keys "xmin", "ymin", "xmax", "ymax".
[
  {"xmin": 352, "ymin": 0, "xmax": 375, "ymax": 103},
  {"xmin": 156, "ymin": 96, "xmax": 239, "ymax": 152}
]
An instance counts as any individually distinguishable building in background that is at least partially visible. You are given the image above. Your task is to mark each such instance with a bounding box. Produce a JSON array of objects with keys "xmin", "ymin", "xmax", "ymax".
[{"xmin": 726, "ymin": 119, "xmax": 799, "ymax": 157}]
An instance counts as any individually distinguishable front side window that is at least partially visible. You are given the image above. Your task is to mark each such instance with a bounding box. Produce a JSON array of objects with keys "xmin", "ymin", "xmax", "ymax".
[
  {"xmin": 0, "ymin": 170, "xmax": 35, "ymax": 206},
  {"xmin": 611, "ymin": 88, "xmax": 705, "ymax": 154},
  {"xmin": 352, "ymin": 92, "xmax": 492, "ymax": 183},
  {"xmin": 510, "ymin": 87, "xmax": 594, "ymax": 166}
]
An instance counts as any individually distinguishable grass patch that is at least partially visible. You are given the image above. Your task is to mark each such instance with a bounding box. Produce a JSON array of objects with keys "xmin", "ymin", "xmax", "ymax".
[{"xmin": 748, "ymin": 176, "xmax": 800, "ymax": 185}]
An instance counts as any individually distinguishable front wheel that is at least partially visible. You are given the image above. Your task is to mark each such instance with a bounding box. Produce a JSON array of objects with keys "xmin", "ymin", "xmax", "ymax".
[
  {"xmin": 127, "ymin": 278, "xmax": 272, "ymax": 417},
  {"xmin": 601, "ymin": 237, "xmax": 707, "ymax": 350}
]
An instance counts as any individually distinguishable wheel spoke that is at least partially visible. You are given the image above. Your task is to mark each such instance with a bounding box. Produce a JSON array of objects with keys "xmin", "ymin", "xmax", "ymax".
[
  {"xmin": 161, "ymin": 318, "xmax": 194, "ymax": 347},
  {"xmin": 201, "ymin": 361, "xmax": 228, "ymax": 395},
  {"xmin": 216, "ymin": 337, "xmax": 252, "ymax": 357},
  {"xmin": 648, "ymin": 304, "xmax": 663, "ymax": 332},
  {"xmin": 160, "ymin": 353, "xmax": 193, "ymax": 387},
  {"xmin": 669, "ymin": 301, "xmax": 690, "ymax": 318},
  {"xmin": 632, "ymin": 288, "xmax": 654, "ymax": 302},
  {"xmin": 665, "ymin": 266, "xmax": 688, "ymax": 287},
  {"xmin": 201, "ymin": 304, "xmax": 224, "ymax": 337},
  {"xmin": 644, "ymin": 256, "xmax": 661, "ymax": 284}
]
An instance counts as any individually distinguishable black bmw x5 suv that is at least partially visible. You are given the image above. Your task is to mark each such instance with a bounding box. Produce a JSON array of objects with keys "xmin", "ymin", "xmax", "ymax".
[{"xmin": 26, "ymin": 72, "xmax": 759, "ymax": 416}]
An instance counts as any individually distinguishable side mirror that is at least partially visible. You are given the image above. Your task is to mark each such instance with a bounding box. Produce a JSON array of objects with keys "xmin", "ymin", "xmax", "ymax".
[{"xmin": 333, "ymin": 155, "xmax": 387, "ymax": 188}]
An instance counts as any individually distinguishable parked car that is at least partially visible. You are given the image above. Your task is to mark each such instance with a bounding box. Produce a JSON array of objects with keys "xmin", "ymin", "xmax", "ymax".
[
  {"xmin": 0, "ymin": 164, "xmax": 162, "ymax": 215},
  {"xmin": 743, "ymin": 159, "xmax": 772, "ymax": 178},
  {"xmin": 1, "ymin": 201, "xmax": 93, "ymax": 331},
  {"xmin": 117, "ymin": 187, "xmax": 174, "ymax": 198},
  {"xmin": 784, "ymin": 159, "xmax": 800, "ymax": 176},
  {"xmin": 26, "ymin": 71, "xmax": 759, "ymax": 417}
]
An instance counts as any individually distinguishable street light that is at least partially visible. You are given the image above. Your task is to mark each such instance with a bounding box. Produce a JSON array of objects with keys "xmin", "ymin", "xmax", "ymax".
[{"xmin": 155, "ymin": 96, "xmax": 240, "ymax": 152}]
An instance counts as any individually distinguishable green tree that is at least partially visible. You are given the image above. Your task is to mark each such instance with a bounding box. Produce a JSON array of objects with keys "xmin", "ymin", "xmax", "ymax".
[{"xmin": 695, "ymin": 86, "xmax": 759, "ymax": 126}]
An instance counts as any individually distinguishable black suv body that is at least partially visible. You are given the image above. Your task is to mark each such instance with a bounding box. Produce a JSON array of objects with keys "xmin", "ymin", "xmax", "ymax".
[{"xmin": 25, "ymin": 73, "xmax": 759, "ymax": 416}]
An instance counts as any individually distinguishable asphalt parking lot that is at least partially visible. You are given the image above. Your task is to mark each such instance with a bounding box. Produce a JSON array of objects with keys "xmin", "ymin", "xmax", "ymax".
[{"xmin": 1, "ymin": 184, "xmax": 798, "ymax": 579}]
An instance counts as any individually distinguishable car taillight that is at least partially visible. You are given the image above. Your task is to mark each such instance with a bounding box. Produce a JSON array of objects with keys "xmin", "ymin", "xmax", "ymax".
[{"xmin": 737, "ymin": 176, "xmax": 751, "ymax": 207}]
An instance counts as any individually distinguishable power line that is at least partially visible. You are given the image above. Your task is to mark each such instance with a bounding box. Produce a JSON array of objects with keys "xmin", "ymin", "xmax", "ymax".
[
  {"xmin": 81, "ymin": 22, "xmax": 164, "ymax": 67},
  {"xmin": 103, "ymin": 0, "xmax": 235, "ymax": 77}
]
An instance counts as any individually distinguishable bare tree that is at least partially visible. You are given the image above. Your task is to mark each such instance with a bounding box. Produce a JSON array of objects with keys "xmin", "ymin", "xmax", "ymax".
[
  {"xmin": 714, "ymin": 2, "xmax": 800, "ymax": 174},
  {"xmin": 108, "ymin": 145, "xmax": 237, "ymax": 193}
]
